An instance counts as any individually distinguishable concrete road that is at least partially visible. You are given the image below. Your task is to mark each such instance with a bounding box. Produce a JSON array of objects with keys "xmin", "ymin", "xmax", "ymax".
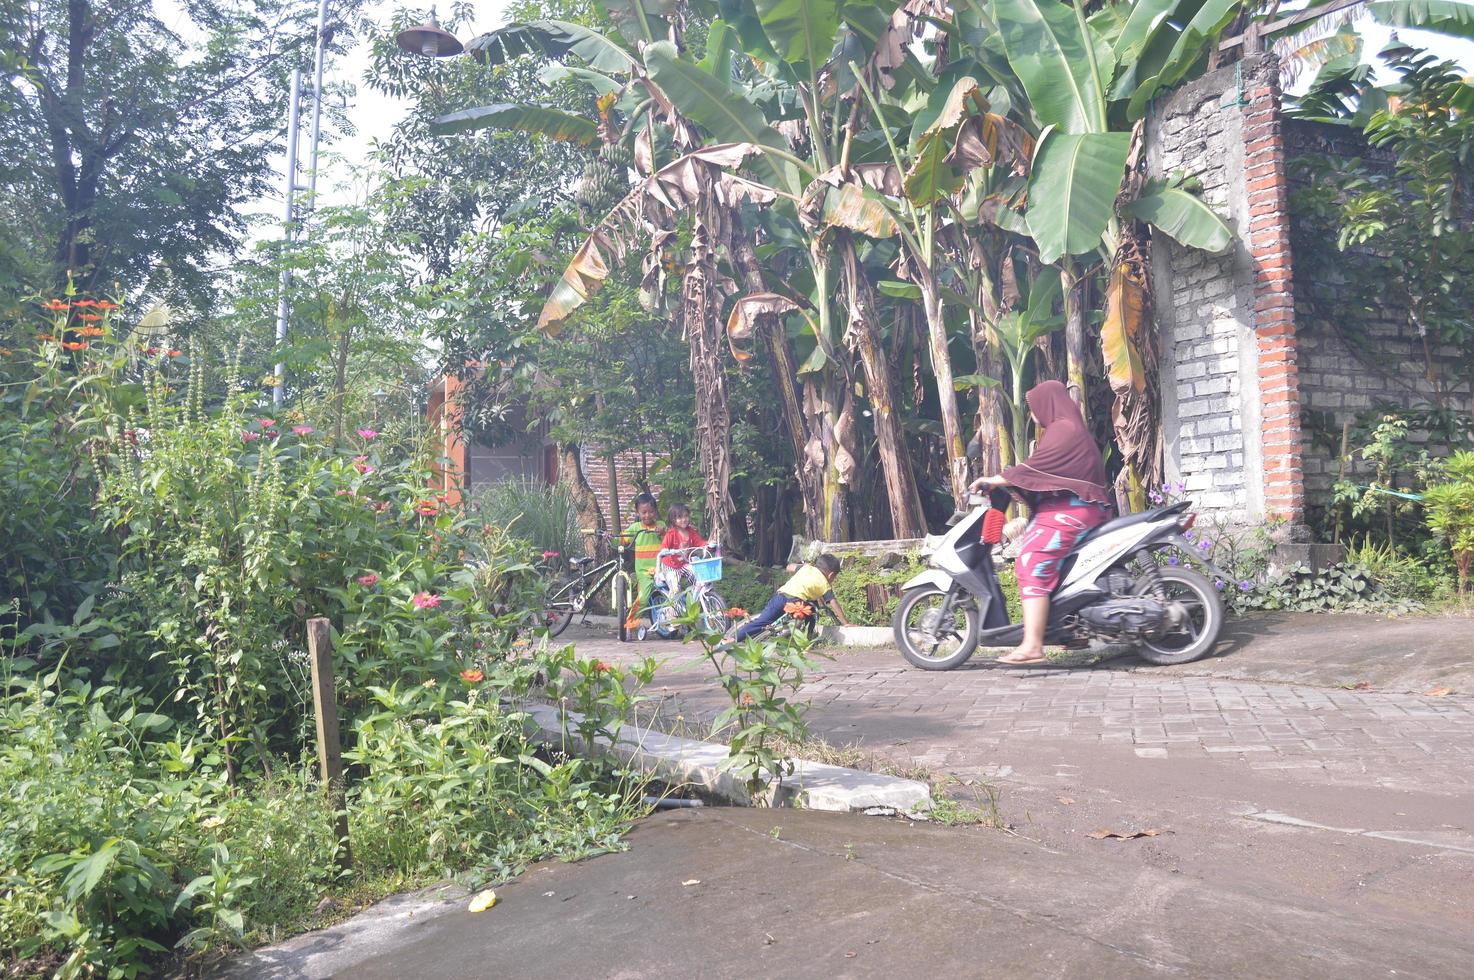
[
  {"xmin": 223, "ymin": 807, "xmax": 1474, "ymax": 979},
  {"xmin": 221, "ymin": 613, "xmax": 1474, "ymax": 978}
]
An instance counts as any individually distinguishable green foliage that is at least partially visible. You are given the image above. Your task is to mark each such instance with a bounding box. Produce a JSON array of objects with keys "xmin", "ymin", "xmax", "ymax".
[
  {"xmin": 716, "ymin": 559, "xmax": 782, "ymax": 615},
  {"xmin": 691, "ymin": 612, "xmax": 829, "ymax": 801},
  {"xmin": 474, "ymin": 479, "xmax": 588, "ymax": 561},
  {"xmin": 1423, "ymin": 451, "xmax": 1474, "ymax": 593},
  {"xmin": 1248, "ymin": 562, "xmax": 1423, "ymax": 616},
  {"xmin": 829, "ymin": 554, "xmax": 925, "ymax": 627}
]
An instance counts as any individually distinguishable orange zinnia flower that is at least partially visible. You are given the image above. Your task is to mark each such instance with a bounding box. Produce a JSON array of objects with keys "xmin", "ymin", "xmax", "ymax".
[
  {"xmin": 78, "ymin": 312, "xmax": 101, "ymax": 322},
  {"xmin": 460, "ymin": 668, "xmax": 485, "ymax": 684},
  {"xmin": 62, "ymin": 341, "xmax": 88, "ymax": 351},
  {"xmin": 783, "ymin": 601, "xmax": 811, "ymax": 619},
  {"xmin": 77, "ymin": 326, "xmax": 104, "ymax": 337},
  {"xmin": 74, "ymin": 299, "xmax": 96, "ymax": 308},
  {"xmin": 166, "ymin": 349, "xmax": 183, "ymax": 358},
  {"xmin": 38, "ymin": 333, "xmax": 56, "ymax": 342},
  {"xmin": 95, "ymin": 299, "xmax": 119, "ymax": 311},
  {"xmin": 593, "ymin": 660, "xmax": 612, "ymax": 673},
  {"xmin": 725, "ymin": 607, "xmax": 748, "ymax": 618},
  {"xmin": 42, "ymin": 299, "xmax": 68, "ymax": 311}
]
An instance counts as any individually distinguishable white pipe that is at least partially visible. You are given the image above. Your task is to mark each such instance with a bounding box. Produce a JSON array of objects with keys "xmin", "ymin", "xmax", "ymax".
[{"xmin": 273, "ymin": 67, "xmax": 303, "ymax": 408}]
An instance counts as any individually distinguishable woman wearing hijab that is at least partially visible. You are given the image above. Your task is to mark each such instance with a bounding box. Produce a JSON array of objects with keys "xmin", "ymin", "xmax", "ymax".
[{"xmin": 969, "ymin": 380, "xmax": 1112, "ymax": 664}]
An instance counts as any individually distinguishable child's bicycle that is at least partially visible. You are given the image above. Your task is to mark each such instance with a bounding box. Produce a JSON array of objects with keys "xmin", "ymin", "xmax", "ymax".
[
  {"xmin": 716, "ymin": 600, "xmax": 832, "ymax": 651},
  {"xmin": 540, "ymin": 530, "xmax": 640, "ymax": 642},
  {"xmin": 639, "ymin": 545, "xmax": 731, "ymax": 641}
]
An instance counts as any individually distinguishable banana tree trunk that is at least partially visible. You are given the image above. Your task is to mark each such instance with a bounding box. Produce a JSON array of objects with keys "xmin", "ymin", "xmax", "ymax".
[
  {"xmin": 559, "ymin": 443, "xmax": 605, "ymax": 550},
  {"xmin": 842, "ymin": 240, "xmax": 927, "ymax": 538},
  {"xmin": 729, "ymin": 226, "xmax": 825, "ymax": 539},
  {"xmin": 1062, "ymin": 261, "xmax": 1090, "ymax": 422},
  {"xmin": 915, "ymin": 261, "xmax": 968, "ymax": 508},
  {"xmin": 683, "ymin": 269, "xmax": 735, "ymax": 548}
]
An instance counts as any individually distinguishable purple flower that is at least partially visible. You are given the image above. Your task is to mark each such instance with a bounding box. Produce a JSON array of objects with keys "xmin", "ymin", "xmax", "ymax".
[
  {"xmin": 1238, "ymin": 580, "xmax": 1252, "ymax": 591},
  {"xmin": 1168, "ymin": 481, "xmax": 1186, "ymax": 495},
  {"xmin": 1148, "ymin": 490, "xmax": 1163, "ymax": 505},
  {"xmin": 1214, "ymin": 578, "xmax": 1226, "ymax": 590},
  {"xmin": 1198, "ymin": 538, "xmax": 1213, "ymax": 551},
  {"xmin": 1168, "ymin": 556, "xmax": 1180, "ymax": 565}
]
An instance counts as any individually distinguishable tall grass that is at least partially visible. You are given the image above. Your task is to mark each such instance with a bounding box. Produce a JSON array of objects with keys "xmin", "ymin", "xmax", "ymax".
[{"xmin": 474, "ymin": 479, "xmax": 586, "ymax": 559}]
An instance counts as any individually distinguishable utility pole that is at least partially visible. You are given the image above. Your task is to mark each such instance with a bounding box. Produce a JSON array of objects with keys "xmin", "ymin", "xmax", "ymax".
[{"xmin": 273, "ymin": 0, "xmax": 333, "ymax": 407}]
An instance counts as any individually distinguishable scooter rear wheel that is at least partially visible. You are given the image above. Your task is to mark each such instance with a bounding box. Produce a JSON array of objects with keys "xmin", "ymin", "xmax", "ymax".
[
  {"xmin": 893, "ymin": 587, "xmax": 980, "ymax": 670},
  {"xmin": 1134, "ymin": 566, "xmax": 1224, "ymax": 665}
]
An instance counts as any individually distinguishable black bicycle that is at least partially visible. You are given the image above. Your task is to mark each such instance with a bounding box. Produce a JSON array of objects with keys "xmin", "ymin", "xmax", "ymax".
[{"xmin": 542, "ymin": 531, "xmax": 639, "ymax": 642}]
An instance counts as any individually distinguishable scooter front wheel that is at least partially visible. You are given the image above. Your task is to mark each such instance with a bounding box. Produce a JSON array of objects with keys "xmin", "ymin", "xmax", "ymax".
[{"xmin": 893, "ymin": 587, "xmax": 980, "ymax": 670}]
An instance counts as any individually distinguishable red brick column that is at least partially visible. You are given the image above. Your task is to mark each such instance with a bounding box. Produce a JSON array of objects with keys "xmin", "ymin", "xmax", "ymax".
[{"xmin": 1243, "ymin": 73, "xmax": 1305, "ymax": 524}]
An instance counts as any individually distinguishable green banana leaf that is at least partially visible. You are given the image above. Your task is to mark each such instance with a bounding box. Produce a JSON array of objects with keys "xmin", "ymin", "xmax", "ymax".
[
  {"xmin": 1026, "ymin": 129, "xmax": 1131, "ymax": 263},
  {"xmin": 753, "ymin": 0, "xmax": 841, "ymax": 75},
  {"xmin": 430, "ymin": 103, "xmax": 600, "ymax": 145},
  {"xmin": 644, "ymin": 42, "xmax": 802, "ymax": 195},
  {"xmin": 1126, "ymin": 0, "xmax": 1240, "ymax": 120},
  {"xmin": 1370, "ymin": 0, "xmax": 1474, "ymax": 40},
  {"xmin": 995, "ymin": 0, "xmax": 1113, "ymax": 134},
  {"xmin": 1124, "ymin": 179, "xmax": 1232, "ymax": 252},
  {"xmin": 466, "ymin": 20, "xmax": 636, "ymax": 74},
  {"xmin": 602, "ymin": 0, "xmax": 678, "ymax": 45}
]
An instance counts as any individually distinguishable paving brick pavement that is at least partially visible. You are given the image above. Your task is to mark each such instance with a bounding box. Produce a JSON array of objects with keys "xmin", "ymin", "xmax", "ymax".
[{"xmin": 570, "ymin": 629, "xmax": 1474, "ymax": 799}]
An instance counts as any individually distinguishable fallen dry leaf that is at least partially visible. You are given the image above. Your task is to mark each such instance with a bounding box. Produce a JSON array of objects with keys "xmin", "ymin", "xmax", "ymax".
[
  {"xmin": 467, "ymin": 889, "xmax": 498, "ymax": 913},
  {"xmin": 1351, "ymin": 681, "xmax": 1372, "ymax": 690},
  {"xmin": 1087, "ymin": 828, "xmax": 1165, "ymax": 840},
  {"xmin": 682, "ymin": 879, "xmax": 701, "ymax": 886},
  {"xmin": 1425, "ymin": 687, "xmax": 1452, "ymax": 697},
  {"xmin": 1058, "ymin": 796, "xmax": 1076, "ymax": 805}
]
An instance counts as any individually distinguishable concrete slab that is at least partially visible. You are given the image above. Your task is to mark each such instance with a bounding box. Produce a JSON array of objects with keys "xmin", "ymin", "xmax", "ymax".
[
  {"xmin": 216, "ymin": 808, "xmax": 1474, "ymax": 979},
  {"xmin": 521, "ymin": 703, "xmax": 931, "ymax": 813}
]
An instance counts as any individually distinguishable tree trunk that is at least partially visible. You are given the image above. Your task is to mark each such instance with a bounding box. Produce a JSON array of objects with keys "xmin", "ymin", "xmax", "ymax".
[
  {"xmin": 729, "ymin": 224, "xmax": 825, "ymax": 539},
  {"xmin": 1063, "ymin": 262, "xmax": 1090, "ymax": 422},
  {"xmin": 841, "ymin": 240, "xmax": 927, "ymax": 538},
  {"xmin": 683, "ymin": 269, "xmax": 735, "ymax": 547},
  {"xmin": 916, "ymin": 261, "xmax": 968, "ymax": 508},
  {"xmin": 559, "ymin": 443, "xmax": 604, "ymax": 553},
  {"xmin": 606, "ymin": 450, "xmax": 622, "ymax": 531}
]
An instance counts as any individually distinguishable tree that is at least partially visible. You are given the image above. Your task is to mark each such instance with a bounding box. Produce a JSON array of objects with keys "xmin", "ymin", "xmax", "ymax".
[{"xmin": 0, "ymin": 0, "xmax": 354, "ymax": 307}]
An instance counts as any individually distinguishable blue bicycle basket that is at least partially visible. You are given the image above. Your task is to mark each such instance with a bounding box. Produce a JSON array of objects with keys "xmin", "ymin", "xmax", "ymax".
[{"xmin": 690, "ymin": 557, "xmax": 723, "ymax": 583}]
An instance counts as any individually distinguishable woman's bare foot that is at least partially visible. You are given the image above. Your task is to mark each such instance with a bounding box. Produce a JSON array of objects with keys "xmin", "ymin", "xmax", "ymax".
[{"xmin": 998, "ymin": 646, "xmax": 1048, "ymax": 664}]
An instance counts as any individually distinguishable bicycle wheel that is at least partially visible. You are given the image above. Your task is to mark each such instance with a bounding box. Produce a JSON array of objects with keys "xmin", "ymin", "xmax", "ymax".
[
  {"xmin": 698, "ymin": 589, "xmax": 731, "ymax": 635},
  {"xmin": 543, "ymin": 576, "xmax": 579, "ymax": 639},
  {"xmin": 614, "ymin": 573, "xmax": 631, "ymax": 643}
]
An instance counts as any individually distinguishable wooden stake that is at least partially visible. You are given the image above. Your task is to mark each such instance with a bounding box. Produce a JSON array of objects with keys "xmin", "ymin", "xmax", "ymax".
[
  {"xmin": 1334, "ymin": 420, "xmax": 1351, "ymax": 545},
  {"xmin": 306, "ymin": 617, "xmax": 351, "ymax": 870}
]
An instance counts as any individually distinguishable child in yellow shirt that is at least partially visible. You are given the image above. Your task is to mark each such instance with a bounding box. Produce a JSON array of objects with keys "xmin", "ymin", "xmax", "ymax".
[{"xmin": 733, "ymin": 554, "xmax": 849, "ymax": 641}]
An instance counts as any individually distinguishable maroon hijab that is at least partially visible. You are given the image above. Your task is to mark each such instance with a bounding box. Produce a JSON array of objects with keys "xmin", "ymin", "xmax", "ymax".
[{"xmin": 1000, "ymin": 380, "xmax": 1110, "ymax": 505}]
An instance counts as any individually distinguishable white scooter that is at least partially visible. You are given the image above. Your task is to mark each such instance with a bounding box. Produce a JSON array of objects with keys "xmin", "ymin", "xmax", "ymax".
[{"xmin": 892, "ymin": 486, "xmax": 1227, "ymax": 670}]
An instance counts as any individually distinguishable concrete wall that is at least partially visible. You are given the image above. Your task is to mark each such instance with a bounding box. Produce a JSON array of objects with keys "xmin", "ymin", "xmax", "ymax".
[
  {"xmin": 1147, "ymin": 58, "xmax": 1271, "ymax": 523},
  {"xmin": 1284, "ymin": 119, "xmax": 1472, "ymax": 507}
]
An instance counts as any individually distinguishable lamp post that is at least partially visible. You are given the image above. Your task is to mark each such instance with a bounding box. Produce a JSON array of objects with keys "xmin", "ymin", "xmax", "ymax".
[
  {"xmin": 273, "ymin": 0, "xmax": 336, "ymax": 408},
  {"xmin": 396, "ymin": 7, "xmax": 463, "ymax": 58}
]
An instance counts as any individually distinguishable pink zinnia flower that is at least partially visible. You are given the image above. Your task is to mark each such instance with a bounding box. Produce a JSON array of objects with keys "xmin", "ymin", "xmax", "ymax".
[
  {"xmin": 542, "ymin": 550, "xmax": 561, "ymax": 559},
  {"xmin": 352, "ymin": 455, "xmax": 374, "ymax": 475},
  {"xmin": 357, "ymin": 428, "xmax": 378, "ymax": 441},
  {"xmin": 357, "ymin": 574, "xmax": 379, "ymax": 587},
  {"xmin": 412, "ymin": 592, "xmax": 441, "ymax": 610},
  {"xmin": 241, "ymin": 431, "xmax": 260, "ymax": 442},
  {"xmin": 258, "ymin": 418, "xmax": 276, "ymax": 428},
  {"xmin": 292, "ymin": 425, "xmax": 313, "ymax": 436}
]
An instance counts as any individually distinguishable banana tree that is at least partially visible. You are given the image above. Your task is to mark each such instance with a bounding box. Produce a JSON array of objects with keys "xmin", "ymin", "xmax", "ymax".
[
  {"xmin": 438, "ymin": 2, "xmax": 933, "ymax": 541},
  {"xmin": 973, "ymin": 0, "xmax": 1239, "ymax": 505}
]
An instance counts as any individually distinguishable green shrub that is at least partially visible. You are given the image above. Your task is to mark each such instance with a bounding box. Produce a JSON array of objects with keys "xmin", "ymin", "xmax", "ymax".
[
  {"xmin": 1423, "ymin": 451, "xmax": 1474, "ymax": 595},
  {"xmin": 717, "ymin": 559, "xmax": 780, "ymax": 616},
  {"xmin": 473, "ymin": 479, "xmax": 586, "ymax": 562},
  {"xmin": 830, "ymin": 554, "xmax": 925, "ymax": 627}
]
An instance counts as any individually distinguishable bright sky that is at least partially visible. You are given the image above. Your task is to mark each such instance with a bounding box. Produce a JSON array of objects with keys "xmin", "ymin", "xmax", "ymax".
[{"xmin": 164, "ymin": 1, "xmax": 1471, "ymax": 222}]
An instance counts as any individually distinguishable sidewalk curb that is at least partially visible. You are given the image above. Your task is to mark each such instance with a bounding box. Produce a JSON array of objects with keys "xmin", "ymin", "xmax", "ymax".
[{"xmin": 521, "ymin": 703, "xmax": 932, "ymax": 814}]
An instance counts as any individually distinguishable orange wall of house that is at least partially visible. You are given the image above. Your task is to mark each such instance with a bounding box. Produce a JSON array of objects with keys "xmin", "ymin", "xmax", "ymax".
[{"xmin": 428, "ymin": 374, "xmax": 466, "ymax": 508}]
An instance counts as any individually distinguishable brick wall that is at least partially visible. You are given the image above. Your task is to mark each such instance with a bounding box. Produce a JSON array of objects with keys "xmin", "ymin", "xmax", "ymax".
[
  {"xmin": 1145, "ymin": 55, "xmax": 1308, "ymax": 529},
  {"xmin": 581, "ymin": 446, "xmax": 663, "ymax": 530}
]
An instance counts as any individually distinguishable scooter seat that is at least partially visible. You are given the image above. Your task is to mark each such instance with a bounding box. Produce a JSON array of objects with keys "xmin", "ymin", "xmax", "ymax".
[{"xmin": 1074, "ymin": 501, "xmax": 1189, "ymax": 548}]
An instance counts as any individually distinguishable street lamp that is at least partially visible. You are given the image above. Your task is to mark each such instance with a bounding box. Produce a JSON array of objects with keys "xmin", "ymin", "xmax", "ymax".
[{"xmin": 395, "ymin": 7, "xmax": 463, "ymax": 58}]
